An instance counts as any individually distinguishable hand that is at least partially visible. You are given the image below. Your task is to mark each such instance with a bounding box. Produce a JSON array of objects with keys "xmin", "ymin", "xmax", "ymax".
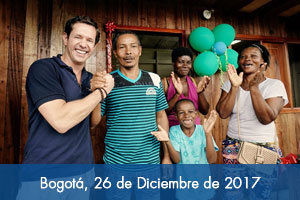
[
  {"xmin": 227, "ymin": 64, "xmax": 243, "ymax": 87},
  {"xmin": 90, "ymin": 71, "xmax": 108, "ymax": 92},
  {"xmin": 171, "ymin": 72, "xmax": 183, "ymax": 95},
  {"xmin": 249, "ymin": 63, "xmax": 266, "ymax": 88},
  {"xmin": 151, "ymin": 125, "xmax": 169, "ymax": 142},
  {"xmin": 197, "ymin": 76, "xmax": 210, "ymax": 93},
  {"xmin": 103, "ymin": 73, "xmax": 114, "ymax": 94},
  {"xmin": 203, "ymin": 110, "xmax": 218, "ymax": 134}
]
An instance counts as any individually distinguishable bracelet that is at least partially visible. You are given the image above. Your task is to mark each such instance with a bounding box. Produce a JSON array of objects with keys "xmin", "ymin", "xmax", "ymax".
[
  {"xmin": 96, "ymin": 88, "xmax": 104, "ymax": 103},
  {"xmin": 99, "ymin": 88, "xmax": 108, "ymax": 98}
]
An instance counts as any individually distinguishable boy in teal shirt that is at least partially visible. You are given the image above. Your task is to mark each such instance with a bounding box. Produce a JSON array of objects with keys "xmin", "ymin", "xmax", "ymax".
[
  {"xmin": 152, "ymin": 99, "xmax": 218, "ymax": 199},
  {"xmin": 152, "ymin": 99, "xmax": 218, "ymax": 164}
]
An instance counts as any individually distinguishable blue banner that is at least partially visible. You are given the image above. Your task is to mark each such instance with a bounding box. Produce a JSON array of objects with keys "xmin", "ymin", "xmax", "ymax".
[{"xmin": 1, "ymin": 164, "xmax": 299, "ymax": 200}]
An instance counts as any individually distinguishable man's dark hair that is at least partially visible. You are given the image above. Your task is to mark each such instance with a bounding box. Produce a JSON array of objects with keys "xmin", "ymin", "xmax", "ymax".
[
  {"xmin": 171, "ymin": 47, "xmax": 194, "ymax": 63},
  {"xmin": 112, "ymin": 31, "xmax": 141, "ymax": 50},
  {"xmin": 175, "ymin": 99, "xmax": 196, "ymax": 113},
  {"xmin": 239, "ymin": 43, "xmax": 270, "ymax": 69},
  {"xmin": 64, "ymin": 16, "xmax": 100, "ymax": 44}
]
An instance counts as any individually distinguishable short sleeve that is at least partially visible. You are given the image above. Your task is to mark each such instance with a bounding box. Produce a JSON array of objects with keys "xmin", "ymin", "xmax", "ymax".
[
  {"xmin": 26, "ymin": 59, "xmax": 66, "ymax": 108},
  {"xmin": 169, "ymin": 126, "xmax": 181, "ymax": 152},
  {"xmin": 263, "ymin": 79, "xmax": 289, "ymax": 106},
  {"xmin": 221, "ymin": 80, "xmax": 231, "ymax": 93},
  {"xmin": 156, "ymin": 82, "xmax": 169, "ymax": 112}
]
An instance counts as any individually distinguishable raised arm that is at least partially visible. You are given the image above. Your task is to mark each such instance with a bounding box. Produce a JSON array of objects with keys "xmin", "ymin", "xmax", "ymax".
[
  {"xmin": 248, "ymin": 70, "xmax": 284, "ymax": 124},
  {"xmin": 151, "ymin": 124, "xmax": 181, "ymax": 164},
  {"xmin": 39, "ymin": 72, "xmax": 114, "ymax": 133},
  {"xmin": 163, "ymin": 72, "xmax": 183, "ymax": 113},
  {"xmin": 195, "ymin": 76, "xmax": 210, "ymax": 115},
  {"xmin": 203, "ymin": 110, "xmax": 218, "ymax": 164},
  {"xmin": 216, "ymin": 64, "xmax": 243, "ymax": 119},
  {"xmin": 90, "ymin": 72, "xmax": 114, "ymax": 129}
]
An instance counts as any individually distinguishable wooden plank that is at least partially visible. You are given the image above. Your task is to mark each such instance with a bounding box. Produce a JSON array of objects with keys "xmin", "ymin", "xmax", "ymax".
[
  {"xmin": 87, "ymin": 0, "xmax": 107, "ymax": 72},
  {"xmin": 240, "ymin": 0, "xmax": 272, "ymax": 13},
  {"xmin": 0, "ymin": 0, "xmax": 11, "ymax": 163},
  {"xmin": 5, "ymin": 0, "xmax": 26, "ymax": 163},
  {"xmin": 140, "ymin": 0, "xmax": 148, "ymax": 27},
  {"xmin": 190, "ymin": 7, "xmax": 199, "ymax": 31},
  {"xmin": 280, "ymin": 3, "xmax": 300, "ymax": 17},
  {"xmin": 50, "ymin": 0, "xmax": 65, "ymax": 57},
  {"xmin": 166, "ymin": 0, "xmax": 176, "ymax": 29},
  {"xmin": 147, "ymin": 0, "xmax": 156, "ymax": 28},
  {"xmin": 19, "ymin": 0, "xmax": 39, "ymax": 164},
  {"xmin": 38, "ymin": 0, "xmax": 53, "ymax": 59},
  {"xmin": 156, "ymin": 2, "xmax": 166, "ymax": 29},
  {"xmin": 183, "ymin": 4, "xmax": 191, "ymax": 43},
  {"xmin": 127, "ymin": 0, "xmax": 138, "ymax": 26},
  {"xmin": 175, "ymin": 0, "xmax": 183, "ymax": 30},
  {"xmin": 86, "ymin": 0, "xmax": 108, "ymax": 163}
]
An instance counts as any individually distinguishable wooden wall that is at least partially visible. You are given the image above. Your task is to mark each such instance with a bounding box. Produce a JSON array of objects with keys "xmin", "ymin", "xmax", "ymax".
[{"xmin": 0, "ymin": 0, "xmax": 299, "ymax": 164}]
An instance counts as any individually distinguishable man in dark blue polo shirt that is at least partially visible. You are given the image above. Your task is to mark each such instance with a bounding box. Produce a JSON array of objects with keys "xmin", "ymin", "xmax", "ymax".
[{"xmin": 23, "ymin": 16, "xmax": 114, "ymax": 164}]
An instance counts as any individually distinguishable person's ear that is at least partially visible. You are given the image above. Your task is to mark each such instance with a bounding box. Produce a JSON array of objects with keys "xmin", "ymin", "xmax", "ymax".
[
  {"xmin": 62, "ymin": 32, "xmax": 68, "ymax": 46},
  {"xmin": 175, "ymin": 113, "xmax": 179, "ymax": 120},
  {"xmin": 260, "ymin": 62, "xmax": 267, "ymax": 71},
  {"xmin": 138, "ymin": 45, "xmax": 142, "ymax": 56},
  {"xmin": 113, "ymin": 50, "xmax": 117, "ymax": 58}
]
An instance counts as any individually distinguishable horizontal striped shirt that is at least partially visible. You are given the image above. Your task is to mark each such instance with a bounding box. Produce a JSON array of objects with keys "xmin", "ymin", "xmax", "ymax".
[{"xmin": 101, "ymin": 69, "xmax": 168, "ymax": 164}]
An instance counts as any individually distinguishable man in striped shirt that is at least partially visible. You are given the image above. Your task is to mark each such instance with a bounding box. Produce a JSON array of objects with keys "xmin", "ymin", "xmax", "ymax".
[{"xmin": 100, "ymin": 31, "xmax": 171, "ymax": 165}]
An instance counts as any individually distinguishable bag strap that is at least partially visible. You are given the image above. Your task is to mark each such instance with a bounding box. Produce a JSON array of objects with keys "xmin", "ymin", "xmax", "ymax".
[
  {"xmin": 237, "ymin": 86, "xmax": 279, "ymax": 149},
  {"xmin": 237, "ymin": 87, "xmax": 241, "ymax": 140}
]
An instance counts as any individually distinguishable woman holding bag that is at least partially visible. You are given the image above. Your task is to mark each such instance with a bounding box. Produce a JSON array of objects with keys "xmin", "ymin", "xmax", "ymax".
[
  {"xmin": 216, "ymin": 43, "xmax": 288, "ymax": 164},
  {"xmin": 216, "ymin": 43, "xmax": 289, "ymax": 200}
]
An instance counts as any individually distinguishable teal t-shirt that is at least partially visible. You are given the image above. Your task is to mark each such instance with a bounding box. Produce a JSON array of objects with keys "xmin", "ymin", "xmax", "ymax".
[{"xmin": 170, "ymin": 125, "xmax": 219, "ymax": 164}]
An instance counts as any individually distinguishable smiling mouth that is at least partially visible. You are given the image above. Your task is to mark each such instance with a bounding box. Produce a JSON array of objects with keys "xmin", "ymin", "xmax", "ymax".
[
  {"xmin": 75, "ymin": 49, "xmax": 88, "ymax": 55},
  {"xmin": 243, "ymin": 63, "xmax": 253, "ymax": 68},
  {"xmin": 182, "ymin": 119, "xmax": 193, "ymax": 125}
]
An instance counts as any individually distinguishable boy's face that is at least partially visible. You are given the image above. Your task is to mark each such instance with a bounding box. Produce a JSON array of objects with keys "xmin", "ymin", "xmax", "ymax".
[{"xmin": 176, "ymin": 101, "xmax": 197, "ymax": 129}]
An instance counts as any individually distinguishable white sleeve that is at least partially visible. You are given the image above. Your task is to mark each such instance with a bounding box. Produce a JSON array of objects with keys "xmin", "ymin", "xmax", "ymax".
[
  {"xmin": 263, "ymin": 79, "xmax": 289, "ymax": 106},
  {"xmin": 221, "ymin": 80, "xmax": 231, "ymax": 93}
]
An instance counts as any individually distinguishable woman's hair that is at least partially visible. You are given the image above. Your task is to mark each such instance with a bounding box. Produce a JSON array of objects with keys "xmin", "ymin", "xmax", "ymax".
[
  {"xmin": 175, "ymin": 99, "xmax": 196, "ymax": 112},
  {"xmin": 239, "ymin": 43, "xmax": 270, "ymax": 68},
  {"xmin": 171, "ymin": 47, "xmax": 194, "ymax": 63}
]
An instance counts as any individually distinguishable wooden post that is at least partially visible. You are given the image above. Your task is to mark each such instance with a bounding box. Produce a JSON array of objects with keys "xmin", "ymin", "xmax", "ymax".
[{"xmin": 105, "ymin": 22, "xmax": 116, "ymax": 73}]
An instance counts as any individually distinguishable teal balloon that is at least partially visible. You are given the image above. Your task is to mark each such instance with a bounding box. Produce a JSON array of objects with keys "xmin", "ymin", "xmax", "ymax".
[
  {"xmin": 189, "ymin": 27, "xmax": 215, "ymax": 52},
  {"xmin": 213, "ymin": 24, "xmax": 235, "ymax": 47},
  {"xmin": 219, "ymin": 49, "xmax": 239, "ymax": 71},
  {"xmin": 194, "ymin": 51, "xmax": 219, "ymax": 76}
]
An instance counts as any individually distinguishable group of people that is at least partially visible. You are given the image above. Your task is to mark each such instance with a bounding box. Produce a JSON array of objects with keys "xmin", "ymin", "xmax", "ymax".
[
  {"xmin": 20, "ymin": 15, "xmax": 288, "ymax": 198},
  {"xmin": 23, "ymin": 14, "xmax": 289, "ymax": 166}
]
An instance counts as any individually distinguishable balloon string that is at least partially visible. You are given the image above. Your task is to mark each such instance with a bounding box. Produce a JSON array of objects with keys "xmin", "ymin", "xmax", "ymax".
[
  {"xmin": 225, "ymin": 49, "xmax": 229, "ymax": 68},
  {"xmin": 216, "ymin": 52, "xmax": 223, "ymax": 87}
]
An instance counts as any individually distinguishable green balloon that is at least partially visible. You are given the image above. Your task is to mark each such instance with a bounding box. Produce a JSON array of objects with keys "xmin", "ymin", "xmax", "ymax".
[
  {"xmin": 189, "ymin": 27, "xmax": 215, "ymax": 52},
  {"xmin": 213, "ymin": 24, "xmax": 235, "ymax": 47},
  {"xmin": 219, "ymin": 49, "xmax": 239, "ymax": 71},
  {"xmin": 194, "ymin": 51, "xmax": 219, "ymax": 76}
]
